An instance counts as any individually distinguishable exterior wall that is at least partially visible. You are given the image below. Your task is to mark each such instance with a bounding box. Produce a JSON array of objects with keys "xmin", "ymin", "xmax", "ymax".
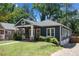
[
  {"xmin": 55, "ymin": 26, "xmax": 60, "ymax": 41},
  {"xmin": 0, "ymin": 33, "xmax": 5, "ymax": 40},
  {"xmin": 60, "ymin": 26, "xmax": 71, "ymax": 45},
  {"xmin": 40, "ymin": 26, "xmax": 60, "ymax": 41},
  {"xmin": 5, "ymin": 30, "xmax": 15, "ymax": 40},
  {"xmin": 34, "ymin": 26, "xmax": 40, "ymax": 39},
  {"xmin": 0, "ymin": 25, "xmax": 5, "ymax": 40},
  {"xmin": 41, "ymin": 27, "xmax": 46, "ymax": 36},
  {"xmin": 17, "ymin": 26, "xmax": 40, "ymax": 41}
]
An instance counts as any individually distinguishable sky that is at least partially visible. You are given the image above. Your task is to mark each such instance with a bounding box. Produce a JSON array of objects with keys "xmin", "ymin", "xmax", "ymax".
[
  {"xmin": 72, "ymin": 3, "xmax": 79, "ymax": 10},
  {"xmin": 16, "ymin": 3, "xmax": 41, "ymax": 22},
  {"xmin": 16, "ymin": 3, "xmax": 79, "ymax": 22}
]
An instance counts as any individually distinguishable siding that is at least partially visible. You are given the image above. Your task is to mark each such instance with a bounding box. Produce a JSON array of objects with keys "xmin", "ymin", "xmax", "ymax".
[
  {"xmin": 16, "ymin": 20, "xmax": 30, "ymax": 26},
  {"xmin": 55, "ymin": 26, "xmax": 60, "ymax": 41},
  {"xmin": 61, "ymin": 26, "xmax": 71, "ymax": 40},
  {"xmin": 40, "ymin": 26, "xmax": 60, "ymax": 41},
  {"xmin": 41, "ymin": 27, "xmax": 46, "ymax": 36}
]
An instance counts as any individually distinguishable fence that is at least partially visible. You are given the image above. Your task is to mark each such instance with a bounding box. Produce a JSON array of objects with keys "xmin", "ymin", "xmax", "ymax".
[{"xmin": 70, "ymin": 36, "xmax": 79, "ymax": 43}]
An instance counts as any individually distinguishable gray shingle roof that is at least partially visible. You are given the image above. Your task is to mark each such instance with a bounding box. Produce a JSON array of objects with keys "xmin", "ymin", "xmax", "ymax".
[
  {"xmin": 24, "ymin": 19, "xmax": 39, "ymax": 26},
  {"xmin": 38, "ymin": 20, "xmax": 61, "ymax": 26},
  {"xmin": 16, "ymin": 18, "xmax": 71, "ymax": 30},
  {"xmin": 23, "ymin": 19, "xmax": 61, "ymax": 26},
  {"xmin": 0, "ymin": 23, "xmax": 16, "ymax": 30}
]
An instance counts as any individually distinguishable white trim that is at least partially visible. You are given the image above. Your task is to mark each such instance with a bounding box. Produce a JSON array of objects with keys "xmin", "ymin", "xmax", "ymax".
[
  {"xmin": 46, "ymin": 28, "xmax": 55, "ymax": 37},
  {"xmin": 51, "ymin": 28, "xmax": 55, "ymax": 37},
  {"xmin": 30, "ymin": 25, "xmax": 34, "ymax": 40},
  {"xmin": 15, "ymin": 18, "xmax": 24, "ymax": 26},
  {"xmin": 16, "ymin": 25, "xmax": 31, "ymax": 27},
  {"xmin": 4, "ymin": 29, "xmax": 6, "ymax": 39}
]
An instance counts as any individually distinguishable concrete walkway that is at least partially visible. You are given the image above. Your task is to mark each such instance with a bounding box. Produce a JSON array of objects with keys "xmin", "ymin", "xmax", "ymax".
[
  {"xmin": 0, "ymin": 41, "xmax": 19, "ymax": 46},
  {"xmin": 51, "ymin": 43, "xmax": 79, "ymax": 56}
]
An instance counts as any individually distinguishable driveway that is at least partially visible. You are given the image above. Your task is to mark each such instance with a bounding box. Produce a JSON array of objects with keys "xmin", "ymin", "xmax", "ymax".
[{"xmin": 51, "ymin": 43, "xmax": 79, "ymax": 56}]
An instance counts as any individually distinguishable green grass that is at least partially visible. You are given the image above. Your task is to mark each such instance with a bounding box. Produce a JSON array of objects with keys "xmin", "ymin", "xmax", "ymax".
[
  {"xmin": 0, "ymin": 41, "xmax": 62, "ymax": 56},
  {"xmin": 0, "ymin": 40, "xmax": 15, "ymax": 44}
]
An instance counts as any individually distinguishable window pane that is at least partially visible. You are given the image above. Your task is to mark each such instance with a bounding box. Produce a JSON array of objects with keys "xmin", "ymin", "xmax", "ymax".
[
  {"xmin": 47, "ymin": 29, "xmax": 50, "ymax": 36},
  {"xmin": 61, "ymin": 28, "xmax": 68, "ymax": 40},
  {"xmin": 51, "ymin": 29, "xmax": 54, "ymax": 36}
]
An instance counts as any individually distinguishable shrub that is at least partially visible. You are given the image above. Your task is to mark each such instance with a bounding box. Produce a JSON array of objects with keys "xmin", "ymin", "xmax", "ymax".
[
  {"xmin": 38, "ymin": 36, "xmax": 59, "ymax": 45},
  {"xmin": 39, "ymin": 36, "xmax": 46, "ymax": 41},
  {"xmin": 13, "ymin": 33, "xmax": 22, "ymax": 41},
  {"xmin": 50, "ymin": 37, "xmax": 59, "ymax": 45},
  {"xmin": 45, "ymin": 37, "xmax": 50, "ymax": 42}
]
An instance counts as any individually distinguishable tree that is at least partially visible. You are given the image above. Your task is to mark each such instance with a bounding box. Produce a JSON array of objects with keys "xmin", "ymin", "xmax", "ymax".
[
  {"xmin": 33, "ymin": 3, "xmax": 62, "ymax": 21},
  {"xmin": 33, "ymin": 3, "xmax": 79, "ymax": 34},
  {"xmin": 23, "ymin": 4, "xmax": 36, "ymax": 21},
  {"xmin": 0, "ymin": 3, "xmax": 29, "ymax": 23},
  {"xmin": 61, "ymin": 4, "xmax": 79, "ymax": 34}
]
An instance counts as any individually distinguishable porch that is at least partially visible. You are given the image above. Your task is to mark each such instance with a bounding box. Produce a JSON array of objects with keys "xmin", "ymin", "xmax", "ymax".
[
  {"xmin": 0, "ymin": 29, "xmax": 15, "ymax": 40},
  {"xmin": 0, "ymin": 29, "xmax": 5, "ymax": 40},
  {"xmin": 17, "ymin": 25, "xmax": 40, "ymax": 41}
]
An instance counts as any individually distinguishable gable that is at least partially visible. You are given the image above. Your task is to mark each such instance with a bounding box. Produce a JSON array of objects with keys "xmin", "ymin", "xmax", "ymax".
[{"xmin": 16, "ymin": 19, "xmax": 31, "ymax": 26}]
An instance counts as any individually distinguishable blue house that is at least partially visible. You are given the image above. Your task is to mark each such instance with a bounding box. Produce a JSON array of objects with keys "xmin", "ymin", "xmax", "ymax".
[{"xmin": 16, "ymin": 18, "xmax": 72, "ymax": 45}]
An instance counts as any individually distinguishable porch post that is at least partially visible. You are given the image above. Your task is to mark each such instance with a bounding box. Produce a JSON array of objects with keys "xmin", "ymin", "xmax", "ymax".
[
  {"xmin": 60, "ymin": 26, "xmax": 62, "ymax": 45},
  {"xmin": 4, "ymin": 29, "xmax": 6, "ymax": 40},
  {"xmin": 30, "ymin": 25, "xmax": 34, "ymax": 41}
]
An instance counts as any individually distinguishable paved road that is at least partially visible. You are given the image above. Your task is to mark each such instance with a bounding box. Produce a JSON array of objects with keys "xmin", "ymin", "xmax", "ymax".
[{"xmin": 51, "ymin": 43, "xmax": 79, "ymax": 56}]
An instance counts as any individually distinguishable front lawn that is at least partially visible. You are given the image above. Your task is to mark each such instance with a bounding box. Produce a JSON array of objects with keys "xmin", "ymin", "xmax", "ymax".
[
  {"xmin": 0, "ymin": 40, "xmax": 15, "ymax": 44},
  {"xmin": 0, "ymin": 41, "xmax": 62, "ymax": 56}
]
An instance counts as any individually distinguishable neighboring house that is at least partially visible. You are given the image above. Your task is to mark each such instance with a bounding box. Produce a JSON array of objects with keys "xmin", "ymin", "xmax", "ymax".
[
  {"xmin": 0, "ymin": 23, "xmax": 16, "ymax": 40},
  {"xmin": 16, "ymin": 18, "xmax": 72, "ymax": 45}
]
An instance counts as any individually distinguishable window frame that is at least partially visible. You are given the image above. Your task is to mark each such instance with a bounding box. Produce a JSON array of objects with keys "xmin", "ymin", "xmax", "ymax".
[
  {"xmin": 46, "ymin": 28, "xmax": 55, "ymax": 37},
  {"xmin": 61, "ymin": 28, "xmax": 69, "ymax": 40},
  {"xmin": 0, "ymin": 30, "xmax": 4, "ymax": 34}
]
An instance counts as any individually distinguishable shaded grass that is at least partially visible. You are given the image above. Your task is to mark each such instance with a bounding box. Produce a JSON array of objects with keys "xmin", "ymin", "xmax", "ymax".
[
  {"xmin": 0, "ymin": 41, "xmax": 62, "ymax": 56},
  {"xmin": 0, "ymin": 40, "xmax": 15, "ymax": 44}
]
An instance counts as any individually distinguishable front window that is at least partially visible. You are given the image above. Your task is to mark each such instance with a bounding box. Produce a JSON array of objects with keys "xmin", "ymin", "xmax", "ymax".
[
  {"xmin": 47, "ymin": 28, "xmax": 50, "ymax": 36},
  {"xmin": 0, "ymin": 30, "xmax": 4, "ymax": 34},
  {"xmin": 51, "ymin": 28, "xmax": 55, "ymax": 36},
  {"xmin": 47, "ymin": 28, "xmax": 55, "ymax": 37}
]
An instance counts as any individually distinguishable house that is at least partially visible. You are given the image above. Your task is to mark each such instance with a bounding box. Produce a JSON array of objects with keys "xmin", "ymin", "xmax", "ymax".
[
  {"xmin": 0, "ymin": 22, "xmax": 16, "ymax": 40},
  {"xmin": 16, "ymin": 18, "xmax": 72, "ymax": 45}
]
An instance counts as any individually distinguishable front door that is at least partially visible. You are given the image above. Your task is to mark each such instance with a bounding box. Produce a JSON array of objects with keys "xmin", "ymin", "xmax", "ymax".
[{"xmin": 35, "ymin": 28, "xmax": 40, "ymax": 38}]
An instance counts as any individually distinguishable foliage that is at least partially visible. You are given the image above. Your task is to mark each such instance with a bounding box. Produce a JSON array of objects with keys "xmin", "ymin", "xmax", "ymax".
[
  {"xmin": 39, "ymin": 36, "xmax": 46, "ymax": 41},
  {"xmin": 13, "ymin": 33, "xmax": 22, "ymax": 41},
  {"xmin": 33, "ymin": 3, "xmax": 62, "ymax": 21},
  {"xmin": 58, "ymin": 4, "xmax": 79, "ymax": 34},
  {"xmin": 0, "ymin": 3, "xmax": 29, "ymax": 23},
  {"xmin": 45, "ymin": 38, "xmax": 50, "ymax": 42},
  {"xmin": 50, "ymin": 37, "xmax": 59, "ymax": 45},
  {"xmin": 33, "ymin": 3, "xmax": 79, "ymax": 35},
  {"xmin": 39, "ymin": 36, "xmax": 59, "ymax": 45}
]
